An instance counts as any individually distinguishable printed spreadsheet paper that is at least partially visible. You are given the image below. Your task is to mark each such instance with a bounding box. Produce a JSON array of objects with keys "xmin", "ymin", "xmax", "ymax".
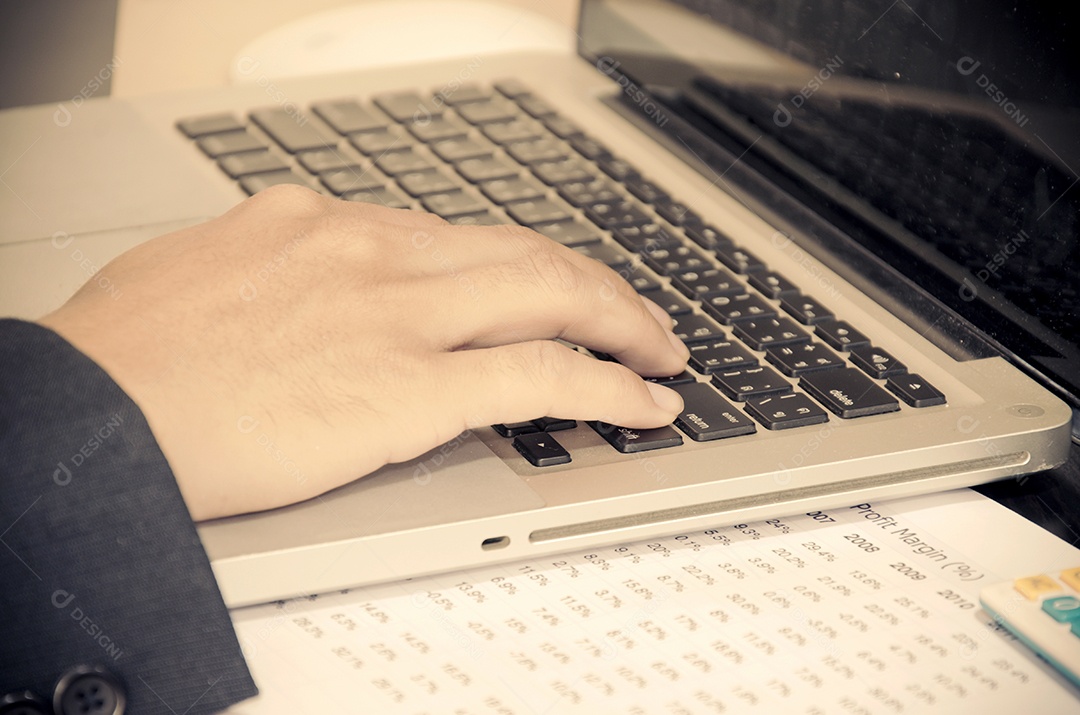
[{"xmin": 226, "ymin": 489, "xmax": 1080, "ymax": 714}]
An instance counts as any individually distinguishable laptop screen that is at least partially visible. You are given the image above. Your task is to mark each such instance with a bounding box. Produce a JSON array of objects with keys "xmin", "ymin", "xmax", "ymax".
[{"xmin": 578, "ymin": 0, "xmax": 1080, "ymax": 407}]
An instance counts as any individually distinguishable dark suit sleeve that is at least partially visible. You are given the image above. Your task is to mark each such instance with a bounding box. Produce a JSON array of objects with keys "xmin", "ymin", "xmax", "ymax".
[{"xmin": 0, "ymin": 319, "xmax": 257, "ymax": 713}]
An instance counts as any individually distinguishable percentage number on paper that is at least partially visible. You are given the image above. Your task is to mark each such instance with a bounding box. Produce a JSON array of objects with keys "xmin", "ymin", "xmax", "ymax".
[
  {"xmin": 801, "ymin": 541, "xmax": 837, "ymax": 562},
  {"xmin": 734, "ymin": 524, "xmax": 761, "ymax": 539},
  {"xmin": 747, "ymin": 557, "xmax": 776, "ymax": 574},
  {"xmin": 772, "ymin": 547, "xmax": 807, "ymax": 568},
  {"xmin": 849, "ymin": 571, "xmax": 884, "ymax": 590}
]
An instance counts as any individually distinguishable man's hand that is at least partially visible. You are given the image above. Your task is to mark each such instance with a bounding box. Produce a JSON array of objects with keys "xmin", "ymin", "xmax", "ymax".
[{"xmin": 40, "ymin": 187, "xmax": 688, "ymax": 520}]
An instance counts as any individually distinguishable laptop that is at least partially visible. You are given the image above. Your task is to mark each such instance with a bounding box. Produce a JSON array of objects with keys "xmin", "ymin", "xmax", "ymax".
[{"xmin": 1, "ymin": 0, "xmax": 1075, "ymax": 608}]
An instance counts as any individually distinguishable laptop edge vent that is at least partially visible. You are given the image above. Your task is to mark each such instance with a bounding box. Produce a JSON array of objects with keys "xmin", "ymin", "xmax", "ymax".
[{"xmin": 528, "ymin": 452, "xmax": 1030, "ymax": 543}]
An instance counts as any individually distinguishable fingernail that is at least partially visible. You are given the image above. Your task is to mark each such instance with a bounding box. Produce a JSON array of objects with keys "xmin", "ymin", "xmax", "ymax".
[
  {"xmin": 641, "ymin": 296, "xmax": 675, "ymax": 328},
  {"xmin": 646, "ymin": 382, "xmax": 684, "ymax": 415},
  {"xmin": 668, "ymin": 329, "xmax": 690, "ymax": 359}
]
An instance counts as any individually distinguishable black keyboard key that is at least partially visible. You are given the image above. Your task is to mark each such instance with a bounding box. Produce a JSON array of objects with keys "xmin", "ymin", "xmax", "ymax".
[
  {"xmin": 766, "ymin": 342, "xmax": 845, "ymax": 376},
  {"xmin": 543, "ymin": 116, "xmax": 583, "ymax": 139},
  {"xmin": 480, "ymin": 177, "xmax": 547, "ymax": 204},
  {"xmin": 597, "ymin": 156, "xmax": 638, "ymax": 181},
  {"xmin": 438, "ymin": 85, "xmax": 492, "ymax": 105},
  {"xmin": 711, "ymin": 366, "xmax": 793, "ymax": 401},
  {"xmin": 494, "ymin": 78, "xmax": 531, "ymax": 98},
  {"xmin": 506, "ymin": 138, "xmax": 568, "ymax": 164},
  {"xmin": 734, "ymin": 317, "xmax": 811, "ymax": 351},
  {"xmin": 686, "ymin": 341, "xmax": 756, "ymax": 375},
  {"xmin": 493, "ymin": 421, "xmax": 539, "ymax": 437},
  {"xmin": 197, "ymin": 130, "xmax": 266, "ymax": 158},
  {"xmin": 343, "ymin": 186, "xmax": 411, "ymax": 209},
  {"xmin": 886, "ymin": 374, "xmax": 946, "ymax": 407},
  {"xmin": 430, "ymin": 136, "xmax": 495, "ymax": 163},
  {"xmin": 456, "ymin": 156, "xmax": 520, "ymax": 183},
  {"xmin": 673, "ymin": 382, "xmax": 756, "ymax": 441},
  {"xmin": 321, "ymin": 167, "xmax": 383, "ymax": 195},
  {"xmin": 654, "ymin": 199, "xmax": 702, "ymax": 226},
  {"xmin": 643, "ymin": 371, "xmax": 697, "ymax": 386},
  {"xmin": 422, "ymin": 191, "xmax": 489, "ymax": 217},
  {"xmin": 620, "ymin": 265, "xmax": 661, "ymax": 293},
  {"xmin": 685, "ymin": 225, "xmax": 734, "ymax": 252},
  {"xmin": 448, "ymin": 212, "xmax": 505, "ymax": 226},
  {"xmin": 568, "ymin": 135, "xmax": 611, "ymax": 161},
  {"xmin": 672, "ymin": 267, "xmax": 743, "ymax": 300},
  {"xmin": 572, "ymin": 242, "xmax": 633, "ymax": 268},
  {"xmin": 642, "ymin": 244, "xmax": 711, "ymax": 276},
  {"xmin": 748, "ymin": 270, "xmax": 799, "ymax": 299},
  {"xmin": 375, "ymin": 150, "xmax": 435, "ymax": 175},
  {"xmin": 745, "ymin": 392, "xmax": 829, "ymax": 430},
  {"xmin": 312, "ymin": 101, "xmax": 387, "ymax": 134},
  {"xmin": 239, "ymin": 170, "xmax": 311, "ymax": 195},
  {"xmin": 716, "ymin": 245, "xmax": 767, "ymax": 274},
  {"xmin": 533, "ymin": 220, "xmax": 601, "ymax": 247},
  {"xmin": 800, "ymin": 368, "xmax": 900, "ymax": 418},
  {"xmin": 557, "ymin": 178, "xmax": 622, "ymax": 207},
  {"xmin": 533, "ymin": 158, "xmax": 593, "ymax": 185},
  {"xmin": 297, "ymin": 147, "xmax": 363, "ymax": 173},
  {"xmin": 218, "ymin": 150, "xmax": 288, "ymax": 178},
  {"xmin": 781, "ymin": 294, "xmax": 835, "ymax": 324},
  {"xmin": 653, "ymin": 290, "xmax": 694, "ymax": 316},
  {"xmin": 505, "ymin": 198, "xmax": 572, "ymax": 226},
  {"xmin": 585, "ymin": 201, "xmax": 651, "ymax": 229},
  {"xmin": 397, "ymin": 169, "xmax": 460, "ymax": 197},
  {"xmin": 482, "ymin": 118, "xmax": 544, "ymax": 144},
  {"xmin": 671, "ymin": 312, "xmax": 725, "ymax": 344},
  {"xmin": 625, "ymin": 177, "xmax": 668, "ymax": 204},
  {"xmin": 408, "ymin": 117, "xmax": 470, "ymax": 143},
  {"xmin": 532, "ymin": 417, "xmax": 577, "ymax": 432},
  {"xmin": 702, "ymin": 293, "xmax": 776, "ymax": 324},
  {"xmin": 590, "ymin": 422, "xmax": 683, "ymax": 453},
  {"xmin": 349, "ymin": 128, "xmax": 413, "ymax": 155},
  {"xmin": 513, "ymin": 432, "xmax": 572, "ymax": 467},
  {"xmin": 611, "ymin": 223, "xmax": 681, "ymax": 253},
  {"xmin": 456, "ymin": 98, "xmax": 520, "ymax": 125},
  {"xmin": 815, "ymin": 320, "xmax": 871, "ymax": 351},
  {"xmin": 688, "ymin": 339, "xmax": 758, "ymax": 373},
  {"xmin": 250, "ymin": 109, "xmax": 337, "ymax": 153},
  {"xmin": 177, "ymin": 113, "xmax": 243, "ymax": 137},
  {"xmin": 849, "ymin": 345, "xmax": 907, "ymax": 379},
  {"xmin": 373, "ymin": 92, "xmax": 443, "ymax": 123},
  {"xmin": 518, "ymin": 96, "xmax": 557, "ymax": 118}
]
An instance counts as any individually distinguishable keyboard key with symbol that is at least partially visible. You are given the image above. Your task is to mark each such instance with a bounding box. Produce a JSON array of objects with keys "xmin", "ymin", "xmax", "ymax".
[
  {"xmin": 589, "ymin": 422, "xmax": 684, "ymax": 453},
  {"xmin": 513, "ymin": 432, "xmax": 572, "ymax": 466},
  {"xmin": 745, "ymin": 392, "xmax": 829, "ymax": 430},
  {"xmin": 887, "ymin": 374, "xmax": 946, "ymax": 407},
  {"xmin": 800, "ymin": 368, "xmax": 900, "ymax": 418},
  {"xmin": 672, "ymin": 382, "xmax": 757, "ymax": 441}
]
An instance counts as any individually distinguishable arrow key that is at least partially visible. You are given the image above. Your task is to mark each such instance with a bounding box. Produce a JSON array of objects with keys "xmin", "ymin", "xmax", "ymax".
[
  {"xmin": 887, "ymin": 373, "xmax": 946, "ymax": 407},
  {"xmin": 513, "ymin": 432, "xmax": 572, "ymax": 466}
]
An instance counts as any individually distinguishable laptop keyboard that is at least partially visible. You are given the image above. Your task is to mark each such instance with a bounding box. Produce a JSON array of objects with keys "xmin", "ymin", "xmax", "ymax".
[{"xmin": 177, "ymin": 80, "xmax": 947, "ymax": 467}]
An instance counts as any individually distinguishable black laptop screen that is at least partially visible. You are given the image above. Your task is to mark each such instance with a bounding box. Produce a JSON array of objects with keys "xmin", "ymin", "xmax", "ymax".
[{"xmin": 578, "ymin": 0, "xmax": 1079, "ymax": 405}]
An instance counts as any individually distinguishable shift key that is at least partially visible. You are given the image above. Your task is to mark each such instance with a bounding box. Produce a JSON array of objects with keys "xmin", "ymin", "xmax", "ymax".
[
  {"xmin": 589, "ymin": 422, "xmax": 683, "ymax": 453},
  {"xmin": 673, "ymin": 382, "xmax": 756, "ymax": 441}
]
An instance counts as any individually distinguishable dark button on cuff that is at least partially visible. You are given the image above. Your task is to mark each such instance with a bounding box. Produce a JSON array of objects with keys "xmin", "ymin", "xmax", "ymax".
[
  {"xmin": 0, "ymin": 690, "xmax": 50, "ymax": 715},
  {"xmin": 53, "ymin": 666, "xmax": 125, "ymax": 715}
]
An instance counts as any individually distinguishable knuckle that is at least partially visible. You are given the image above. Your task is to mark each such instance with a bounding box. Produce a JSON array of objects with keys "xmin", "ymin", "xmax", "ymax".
[
  {"xmin": 499, "ymin": 340, "xmax": 567, "ymax": 393},
  {"xmin": 245, "ymin": 183, "xmax": 329, "ymax": 217},
  {"xmin": 525, "ymin": 247, "xmax": 586, "ymax": 299}
]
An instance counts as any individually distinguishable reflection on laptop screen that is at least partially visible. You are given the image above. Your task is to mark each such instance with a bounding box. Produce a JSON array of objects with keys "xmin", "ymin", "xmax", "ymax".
[{"xmin": 579, "ymin": 0, "xmax": 1079, "ymax": 408}]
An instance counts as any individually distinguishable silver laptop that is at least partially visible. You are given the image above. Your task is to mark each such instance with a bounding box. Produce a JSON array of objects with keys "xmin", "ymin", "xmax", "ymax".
[{"xmin": 1, "ymin": 0, "xmax": 1075, "ymax": 608}]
